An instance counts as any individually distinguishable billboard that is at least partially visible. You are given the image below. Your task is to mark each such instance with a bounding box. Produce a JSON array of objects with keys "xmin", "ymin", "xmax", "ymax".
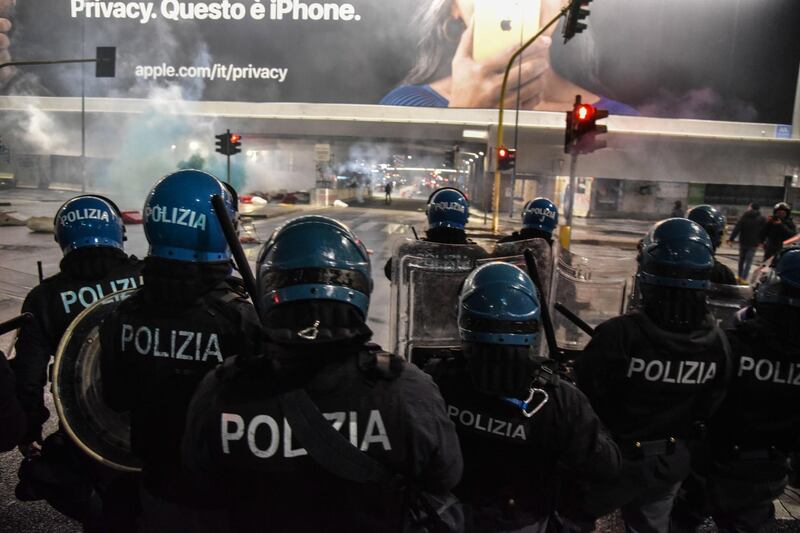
[{"xmin": 1, "ymin": 0, "xmax": 798, "ymax": 123}]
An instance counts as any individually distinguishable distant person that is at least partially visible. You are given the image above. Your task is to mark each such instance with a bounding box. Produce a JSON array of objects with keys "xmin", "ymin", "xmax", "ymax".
[
  {"xmin": 384, "ymin": 181, "xmax": 393, "ymax": 204},
  {"xmin": 687, "ymin": 204, "xmax": 736, "ymax": 285},
  {"xmin": 670, "ymin": 201, "xmax": 684, "ymax": 218},
  {"xmin": 759, "ymin": 202, "xmax": 796, "ymax": 261},
  {"xmin": 727, "ymin": 203, "xmax": 766, "ymax": 282}
]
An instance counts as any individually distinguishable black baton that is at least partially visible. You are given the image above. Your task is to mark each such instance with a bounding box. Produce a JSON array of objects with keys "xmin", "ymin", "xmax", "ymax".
[
  {"xmin": 211, "ymin": 195, "xmax": 259, "ymax": 313},
  {"xmin": 523, "ymin": 248, "xmax": 559, "ymax": 358},
  {"xmin": 0, "ymin": 313, "xmax": 33, "ymax": 336}
]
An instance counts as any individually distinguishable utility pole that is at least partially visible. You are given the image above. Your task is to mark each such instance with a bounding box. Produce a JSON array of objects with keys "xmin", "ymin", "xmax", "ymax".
[{"xmin": 491, "ymin": 3, "xmax": 574, "ymax": 233}]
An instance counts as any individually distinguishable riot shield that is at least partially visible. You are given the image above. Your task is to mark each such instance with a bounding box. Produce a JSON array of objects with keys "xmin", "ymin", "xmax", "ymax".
[
  {"xmin": 389, "ymin": 239, "xmax": 488, "ymax": 364},
  {"xmin": 553, "ymin": 249, "xmax": 635, "ymax": 350},
  {"xmin": 52, "ymin": 289, "xmax": 142, "ymax": 472},
  {"xmin": 490, "ymin": 239, "xmax": 557, "ymax": 306},
  {"xmin": 707, "ymin": 283, "xmax": 752, "ymax": 329}
]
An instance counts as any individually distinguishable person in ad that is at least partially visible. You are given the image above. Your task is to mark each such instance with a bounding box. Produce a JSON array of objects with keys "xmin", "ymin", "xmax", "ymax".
[
  {"xmin": 570, "ymin": 218, "xmax": 729, "ymax": 533},
  {"xmin": 381, "ymin": 0, "xmax": 639, "ymax": 115},
  {"xmin": 498, "ymin": 196, "xmax": 559, "ymax": 246},
  {"xmin": 759, "ymin": 202, "xmax": 796, "ymax": 262},
  {"xmin": 4, "ymin": 0, "xmax": 799, "ymax": 124},
  {"xmin": 686, "ymin": 204, "xmax": 736, "ymax": 285},
  {"xmin": 426, "ymin": 261, "xmax": 620, "ymax": 531},
  {"xmin": 727, "ymin": 203, "xmax": 766, "ymax": 283},
  {"xmin": 99, "ymin": 170, "xmax": 260, "ymax": 530},
  {"xmin": 181, "ymin": 215, "xmax": 462, "ymax": 532}
]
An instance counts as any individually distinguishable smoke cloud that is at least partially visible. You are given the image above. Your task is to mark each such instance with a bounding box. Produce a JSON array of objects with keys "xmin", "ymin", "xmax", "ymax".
[{"xmin": 637, "ymin": 88, "xmax": 759, "ymax": 122}]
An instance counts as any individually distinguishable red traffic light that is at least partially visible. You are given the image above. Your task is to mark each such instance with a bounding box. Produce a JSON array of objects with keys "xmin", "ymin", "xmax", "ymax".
[
  {"xmin": 497, "ymin": 145, "xmax": 516, "ymax": 171},
  {"xmin": 575, "ymin": 104, "xmax": 592, "ymax": 121},
  {"xmin": 216, "ymin": 130, "xmax": 242, "ymax": 156}
]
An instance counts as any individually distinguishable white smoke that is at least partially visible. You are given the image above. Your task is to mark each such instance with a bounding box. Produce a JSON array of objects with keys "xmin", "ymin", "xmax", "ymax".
[{"xmin": 20, "ymin": 104, "xmax": 73, "ymax": 154}]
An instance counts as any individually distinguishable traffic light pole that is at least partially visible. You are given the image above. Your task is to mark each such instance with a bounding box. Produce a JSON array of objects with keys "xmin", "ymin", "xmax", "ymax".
[
  {"xmin": 225, "ymin": 129, "xmax": 231, "ymax": 184},
  {"xmin": 560, "ymin": 151, "xmax": 579, "ymax": 251},
  {"xmin": 491, "ymin": 3, "xmax": 571, "ymax": 234},
  {"xmin": 0, "ymin": 58, "xmax": 99, "ymax": 70}
]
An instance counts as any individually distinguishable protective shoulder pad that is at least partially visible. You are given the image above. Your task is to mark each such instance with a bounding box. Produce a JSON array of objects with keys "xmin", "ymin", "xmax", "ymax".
[
  {"xmin": 529, "ymin": 356, "xmax": 560, "ymax": 389},
  {"xmin": 358, "ymin": 344, "xmax": 404, "ymax": 381},
  {"xmin": 422, "ymin": 352, "xmax": 462, "ymax": 380}
]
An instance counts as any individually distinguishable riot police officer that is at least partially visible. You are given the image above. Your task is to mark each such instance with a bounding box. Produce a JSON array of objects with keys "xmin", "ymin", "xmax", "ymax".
[
  {"xmin": 386, "ymin": 188, "xmax": 487, "ymax": 366},
  {"xmin": 182, "ymin": 215, "xmax": 462, "ymax": 532},
  {"xmin": 383, "ymin": 186, "xmax": 483, "ymax": 279},
  {"xmin": 426, "ymin": 262, "xmax": 620, "ymax": 532},
  {"xmin": 702, "ymin": 247, "xmax": 800, "ymax": 531},
  {"xmin": 687, "ymin": 205, "xmax": 736, "ymax": 285},
  {"xmin": 98, "ymin": 170, "xmax": 259, "ymax": 530},
  {"xmin": 497, "ymin": 197, "xmax": 559, "ymax": 245},
  {"xmin": 12, "ymin": 195, "xmax": 143, "ymax": 455},
  {"xmin": 571, "ymin": 218, "xmax": 729, "ymax": 533}
]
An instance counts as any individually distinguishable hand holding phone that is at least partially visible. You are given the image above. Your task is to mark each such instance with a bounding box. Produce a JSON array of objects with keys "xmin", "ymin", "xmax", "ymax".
[
  {"xmin": 450, "ymin": 16, "xmax": 551, "ymax": 109},
  {"xmin": 473, "ymin": 0, "xmax": 541, "ymax": 63}
]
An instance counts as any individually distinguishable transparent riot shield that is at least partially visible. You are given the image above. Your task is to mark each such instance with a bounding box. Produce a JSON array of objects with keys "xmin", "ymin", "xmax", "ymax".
[
  {"xmin": 52, "ymin": 289, "xmax": 142, "ymax": 472},
  {"xmin": 389, "ymin": 240, "xmax": 488, "ymax": 364},
  {"xmin": 707, "ymin": 283, "xmax": 752, "ymax": 329},
  {"xmin": 478, "ymin": 239, "xmax": 558, "ymax": 356},
  {"xmin": 489, "ymin": 238, "xmax": 558, "ymax": 306},
  {"xmin": 554, "ymin": 249, "xmax": 635, "ymax": 350}
]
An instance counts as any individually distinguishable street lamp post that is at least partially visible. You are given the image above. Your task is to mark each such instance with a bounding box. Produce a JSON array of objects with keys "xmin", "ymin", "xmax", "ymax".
[{"xmin": 491, "ymin": 4, "xmax": 573, "ymax": 234}]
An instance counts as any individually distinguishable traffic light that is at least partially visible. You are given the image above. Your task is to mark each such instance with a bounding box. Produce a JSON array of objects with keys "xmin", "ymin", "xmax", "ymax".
[
  {"xmin": 497, "ymin": 146, "xmax": 516, "ymax": 171},
  {"xmin": 215, "ymin": 133, "xmax": 228, "ymax": 155},
  {"xmin": 444, "ymin": 150, "xmax": 455, "ymax": 168},
  {"xmin": 564, "ymin": 95, "xmax": 608, "ymax": 154},
  {"xmin": 562, "ymin": 0, "xmax": 592, "ymax": 43},
  {"xmin": 215, "ymin": 130, "xmax": 242, "ymax": 156},
  {"xmin": 229, "ymin": 134, "xmax": 242, "ymax": 156},
  {"xmin": 95, "ymin": 47, "xmax": 116, "ymax": 78}
]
